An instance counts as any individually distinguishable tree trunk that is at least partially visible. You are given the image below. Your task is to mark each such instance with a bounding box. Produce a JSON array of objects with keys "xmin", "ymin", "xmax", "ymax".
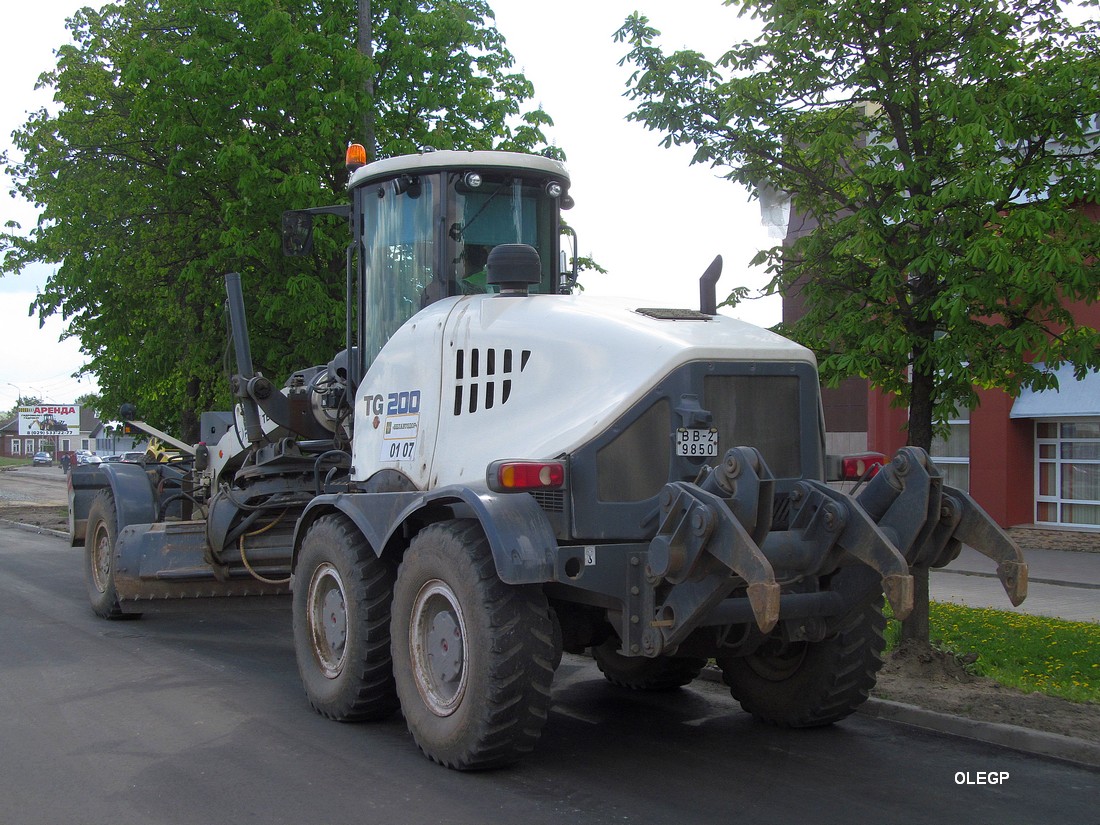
[
  {"xmin": 902, "ymin": 352, "xmax": 936, "ymax": 644},
  {"xmin": 180, "ymin": 376, "xmax": 201, "ymax": 445},
  {"xmin": 907, "ymin": 363, "xmax": 935, "ymax": 454}
]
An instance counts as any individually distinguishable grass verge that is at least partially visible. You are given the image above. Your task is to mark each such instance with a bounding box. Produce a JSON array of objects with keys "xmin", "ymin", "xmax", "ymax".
[{"xmin": 885, "ymin": 602, "xmax": 1100, "ymax": 704}]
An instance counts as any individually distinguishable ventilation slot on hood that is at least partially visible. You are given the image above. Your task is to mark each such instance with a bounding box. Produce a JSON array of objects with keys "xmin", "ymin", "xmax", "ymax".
[{"xmin": 452, "ymin": 348, "xmax": 530, "ymax": 416}]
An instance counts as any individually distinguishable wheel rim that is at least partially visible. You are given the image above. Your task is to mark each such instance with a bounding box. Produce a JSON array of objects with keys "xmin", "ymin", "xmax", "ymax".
[
  {"xmin": 409, "ymin": 579, "xmax": 468, "ymax": 717},
  {"xmin": 307, "ymin": 562, "xmax": 349, "ymax": 679},
  {"xmin": 745, "ymin": 638, "xmax": 808, "ymax": 681},
  {"xmin": 90, "ymin": 522, "xmax": 111, "ymax": 594}
]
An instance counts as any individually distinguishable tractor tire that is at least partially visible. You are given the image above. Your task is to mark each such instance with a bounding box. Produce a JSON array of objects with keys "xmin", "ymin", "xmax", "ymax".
[
  {"xmin": 592, "ymin": 639, "xmax": 706, "ymax": 691},
  {"xmin": 293, "ymin": 514, "xmax": 399, "ymax": 722},
  {"xmin": 719, "ymin": 599, "xmax": 887, "ymax": 727},
  {"xmin": 84, "ymin": 489, "xmax": 139, "ymax": 620},
  {"xmin": 391, "ymin": 519, "xmax": 555, "ymax": 770}
]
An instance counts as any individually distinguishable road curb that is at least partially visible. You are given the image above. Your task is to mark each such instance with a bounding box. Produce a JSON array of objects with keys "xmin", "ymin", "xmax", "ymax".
[
  {"xmin": 936, "ymin": 567, "xmax": 1100, "ymax": 591},
  {"xmin": 0, "ymin": 519, "xmax": 69, "ymax": 540},
  {"xmin": 697, "ymin": 664, "xmax": 1100, "ymax": 771},
  {"xmin": 859, "ymin": 697, "xmax": 1100, "ymax": 771}
]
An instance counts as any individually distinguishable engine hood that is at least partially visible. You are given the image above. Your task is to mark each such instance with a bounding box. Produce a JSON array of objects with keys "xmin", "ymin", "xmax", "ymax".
[{"xmin": 354, "ymin": 293, "xmax": 817, "ymax": 489}]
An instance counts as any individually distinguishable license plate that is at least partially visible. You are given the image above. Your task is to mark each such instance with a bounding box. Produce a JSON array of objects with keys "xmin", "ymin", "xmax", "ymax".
[{"xmin": 676, "ymin": 427, "xmax": 718, "ymax": 457}]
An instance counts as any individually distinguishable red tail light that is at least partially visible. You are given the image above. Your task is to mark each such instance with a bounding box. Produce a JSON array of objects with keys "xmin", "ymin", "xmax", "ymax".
[
  {"xmin": 487, "ymin": 461, "xmax": 565, "ymax": 492},
  {"xmin": 840, "ymin": 452, "xmax": 886, "ymax": 481}
]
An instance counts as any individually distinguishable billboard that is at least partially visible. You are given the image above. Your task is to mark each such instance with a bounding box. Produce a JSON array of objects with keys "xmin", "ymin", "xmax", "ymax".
[{"xmin": 18, "ymin": 405, "xmax": 80, "ymax": 436}]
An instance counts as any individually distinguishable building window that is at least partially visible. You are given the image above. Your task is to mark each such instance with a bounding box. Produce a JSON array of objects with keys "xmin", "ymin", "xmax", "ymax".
[
  {"xmin": 1035, "ymin": 420, "xmax": 1100, "ymax": 528},
  {"xmin": 930, "ymin": 408, "xmax": 970, "ymax": 491},
  {"xmin": 12, "ymin": 440, "xmax": 20, "ymax": 456}
]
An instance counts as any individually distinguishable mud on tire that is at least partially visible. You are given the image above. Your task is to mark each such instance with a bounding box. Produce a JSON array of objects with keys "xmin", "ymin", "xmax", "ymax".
[
  {"xmin": 719, "ymin": 599, "xmax": 887, "ymax": 727},
  {"xmin": 391, "ymin": 519, "xmax": 555, "ymax": 770}
]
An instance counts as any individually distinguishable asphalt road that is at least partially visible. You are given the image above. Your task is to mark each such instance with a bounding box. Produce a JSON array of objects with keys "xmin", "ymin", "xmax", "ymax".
[{"xmin": 1, "ymin": 526, "xmax": 1096, "ymax": 825}]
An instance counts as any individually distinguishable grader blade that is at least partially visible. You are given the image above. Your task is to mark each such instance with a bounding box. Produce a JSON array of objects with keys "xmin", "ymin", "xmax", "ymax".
[{"xmin": 113, "ymin": 521, "xmax": 290, "ymax": 610}]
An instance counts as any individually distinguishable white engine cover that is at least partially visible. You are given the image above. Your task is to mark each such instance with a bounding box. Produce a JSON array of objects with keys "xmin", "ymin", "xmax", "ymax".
[{"xmin": 351, "ymin": 294, "xmax": 816, "ymax": 489}]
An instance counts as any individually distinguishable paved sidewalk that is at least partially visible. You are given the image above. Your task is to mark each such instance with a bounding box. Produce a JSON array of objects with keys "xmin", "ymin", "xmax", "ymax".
[{"xmin": 931, "ymin": 546, "xmax": 1100, "ymax": 624}]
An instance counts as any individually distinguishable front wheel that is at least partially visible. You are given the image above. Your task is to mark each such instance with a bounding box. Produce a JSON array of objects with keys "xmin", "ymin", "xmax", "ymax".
[
  {"xmin": 391, "ymin": 520, "xmax": 555, "ymax": 770},
  {"xmin": 84, "ymin": 490, "xmax": 138, "ymax": 619},
  {"xmin": 719, "ymin": 599, "xmax": 886, "ymax": 727},
  {"xmin": 592, "ymin": 639, "xmax": 706, "ymax": 691},
  {"xmin": 292, "ymin": 514, "xmax": 399, "ymax": 722}
]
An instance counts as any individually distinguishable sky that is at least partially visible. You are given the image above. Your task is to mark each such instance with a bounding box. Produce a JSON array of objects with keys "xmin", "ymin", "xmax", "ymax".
[{"xmin": 0, "ymin": 0, "xmax": 780, "ymax": 414}]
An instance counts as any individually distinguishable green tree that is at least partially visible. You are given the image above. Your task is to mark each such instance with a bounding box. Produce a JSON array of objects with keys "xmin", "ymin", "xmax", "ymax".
[
  {"xmin": 2, "ymin": 0, "xmax": 553, "ymax": 440},
  {"xmin": 617, "ymin": 0, "xmax": 1100, "ymax": 641},
  {"xmin": 74, "ymin": 392, "xmax": 102, "ymax": 419},
  {"xmin": 2, "ymin": 395, "xmax": 44, "ymax": 421}
]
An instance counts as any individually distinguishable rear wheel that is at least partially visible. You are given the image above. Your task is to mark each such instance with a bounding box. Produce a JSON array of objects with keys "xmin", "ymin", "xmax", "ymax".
[
  {"xmin": 719, "ymin": 599, "xmax": 886, "ymax": 727},
  {"xmin": 391, "ymin": 520, "xmax": 555, "ymax": 770},
  {"xmin": 593, "ymin": 639, "xmax": 706, "ymax": 691},
  {"xmin": 84, "ymin": 490, "xmax": 137, "ymax": 619},
  {"xmin": 292, "ymin": 514, "xmax": 399, "ymax": 721}
]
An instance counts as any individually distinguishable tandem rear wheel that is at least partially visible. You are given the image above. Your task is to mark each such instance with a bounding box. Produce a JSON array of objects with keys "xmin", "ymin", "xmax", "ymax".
[{"xmin": 292, "ymin": 514, "xmax": 400, "ymax": 721}]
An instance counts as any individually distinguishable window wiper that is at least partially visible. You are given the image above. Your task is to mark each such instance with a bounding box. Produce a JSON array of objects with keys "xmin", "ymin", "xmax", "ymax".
[{"xmin": 448, "ymin": 182, "xmax": 507, "ymax": 241}]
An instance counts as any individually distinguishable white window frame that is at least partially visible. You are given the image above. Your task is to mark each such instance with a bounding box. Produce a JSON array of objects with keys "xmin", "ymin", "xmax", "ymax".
[
  {"xmin": 1035, "ymin": 419, "xmax": 1100, "ymax": 529},
  {"xmin": 929, "ymin": 407, "xmax": 970, "ymax": 492}
]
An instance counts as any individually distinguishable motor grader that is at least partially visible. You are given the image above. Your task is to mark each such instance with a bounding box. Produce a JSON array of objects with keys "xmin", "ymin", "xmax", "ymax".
[{"xmin": 69, "ymin": 147, "xmax": 1027, "ymax": 770}]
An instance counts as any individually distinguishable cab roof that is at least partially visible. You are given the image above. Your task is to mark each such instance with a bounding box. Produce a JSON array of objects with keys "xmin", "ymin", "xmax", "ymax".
[{"xmin": 348, "ymin": 150, "xmax": 569, "ymax": 190}]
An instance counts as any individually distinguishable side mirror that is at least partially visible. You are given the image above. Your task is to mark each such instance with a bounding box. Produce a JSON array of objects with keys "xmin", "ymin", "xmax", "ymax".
[
  {"xmin": 559, "ymin": 224, "xmax": 579, "ymax": 292},
  {"xmin": 281, "ymin": 210, "xmax": 314, "ymax": 256}
]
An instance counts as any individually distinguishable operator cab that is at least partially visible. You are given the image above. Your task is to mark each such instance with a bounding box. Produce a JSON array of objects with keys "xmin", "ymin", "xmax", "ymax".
[
  {"xmin": 347, "ymin": 150, "xmax": 574, "ymax": 368},
  {"xmin": 281, "ymin": 149, "xmax": 574, "ymax": 388}
]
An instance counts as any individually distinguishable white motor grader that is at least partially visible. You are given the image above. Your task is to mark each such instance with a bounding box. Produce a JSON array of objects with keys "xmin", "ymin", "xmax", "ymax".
[{"xmin": 70, "ymin": 147, "xmax": 1027, "ymax": 770}]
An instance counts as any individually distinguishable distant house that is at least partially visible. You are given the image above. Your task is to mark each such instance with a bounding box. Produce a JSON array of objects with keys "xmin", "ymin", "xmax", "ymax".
[
  {"xmin": 0, "ymin": 418, "xmax": 18, "ymax": 456},
  {"xmin": 1, "ymin": 407, "xmax": 106, "ymax": 458},
  {"xmin": 90, "ymin": 419, "xmax": 148, "ymax": 456}
]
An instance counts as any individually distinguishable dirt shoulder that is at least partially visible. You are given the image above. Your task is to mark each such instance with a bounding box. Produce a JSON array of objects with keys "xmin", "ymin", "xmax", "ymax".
[
  {"xmin": 872, "ymin": 641, "xmax": 1099, "ymax": 742},
  {"xmin": 2, "ymin": 503, "xmax": 1096, "ymax": 744},
  {"xmin": 0, "ymin": 504, "xmax": 68, "ymax": 532}
]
